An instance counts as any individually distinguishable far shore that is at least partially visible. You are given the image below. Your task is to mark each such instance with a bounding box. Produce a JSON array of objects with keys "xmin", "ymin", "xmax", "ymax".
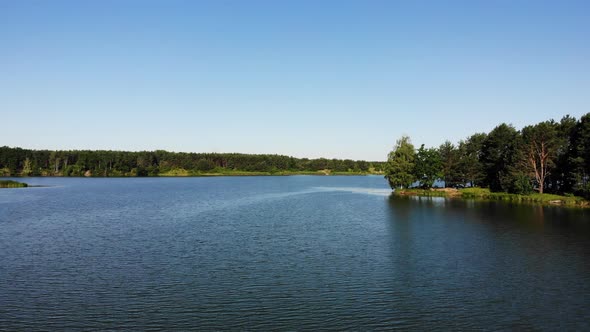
[{"xmin": 1, "ymin": 170, "xmax": 384, "ymax": 178}]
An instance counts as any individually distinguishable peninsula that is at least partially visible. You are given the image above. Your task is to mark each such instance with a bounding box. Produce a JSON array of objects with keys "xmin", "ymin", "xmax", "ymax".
[
  {"xmin": 0, "ymin": 180, "xmax": 28, "ymax": 188},
  {"xmin": 384, "ymin": 112, "xmax": 590, "ymax": 205}
]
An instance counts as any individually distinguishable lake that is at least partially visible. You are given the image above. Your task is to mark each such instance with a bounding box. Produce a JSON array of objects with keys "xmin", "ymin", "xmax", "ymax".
[{"xmin": 0, "ymin": 176, "xmax": 589, "ymax": 330}]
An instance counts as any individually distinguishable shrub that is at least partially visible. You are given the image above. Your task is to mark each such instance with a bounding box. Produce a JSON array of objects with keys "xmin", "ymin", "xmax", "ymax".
[{"xmin": 510, "ymin": 173, "xmax": 533, "ymax": 195}]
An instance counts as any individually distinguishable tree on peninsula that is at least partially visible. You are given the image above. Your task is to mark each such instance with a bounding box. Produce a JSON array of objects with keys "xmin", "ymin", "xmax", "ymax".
[
  {"xmin": 481, "ymin": 123, "xmax": 519, "ymax": 192},
  {"xmin": 414, "ymin": 144, "xmax": 442, "ymax": 188},
  {"xmin": 385, "ymin": 136, "xmax": 416, "ymax": 189},
  {"xmin": 439, "ymin": 141, "xmax": 460, "ymax": 188},
  {"xmin": 520, "ymin": 121, "xmax": 559, "ymax": 193},
  {"xmin": 457, "ymin": 133, "xmax": 486, "ymax": 187},
  {"xmin": 381, "ymin": 113, "xmax": 590, "ymax": 199}
]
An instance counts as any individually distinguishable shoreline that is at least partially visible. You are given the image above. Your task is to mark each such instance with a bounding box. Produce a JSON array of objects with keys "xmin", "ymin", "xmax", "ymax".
[
  {"xmin": 1, "ymin": 172, "xmax": 384, "ymax": 179},
  {"xmin": 394, "ymin": 187, "xmax": 590, "ymax": 208}
]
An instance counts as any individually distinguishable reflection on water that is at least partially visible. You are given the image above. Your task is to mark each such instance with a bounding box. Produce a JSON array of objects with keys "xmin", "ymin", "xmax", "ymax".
[
  {"xmin": 389, "ymin": 194, "xmax": 590, "ymax": 233},
  {"xmin": 384, "ymin": 195, "xmax": 590, "ymax": 330}
]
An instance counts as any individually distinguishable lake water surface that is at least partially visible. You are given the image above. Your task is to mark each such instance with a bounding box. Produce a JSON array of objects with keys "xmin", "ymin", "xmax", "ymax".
[{"xmin": 0, "ymin": 176, "xmax": 589, "ymax": 330}]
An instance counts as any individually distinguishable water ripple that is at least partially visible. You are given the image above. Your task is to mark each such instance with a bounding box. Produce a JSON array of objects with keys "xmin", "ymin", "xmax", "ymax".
[{"xmin": 0, "ymin": 177, "xmax": 588, "ymax": 330}]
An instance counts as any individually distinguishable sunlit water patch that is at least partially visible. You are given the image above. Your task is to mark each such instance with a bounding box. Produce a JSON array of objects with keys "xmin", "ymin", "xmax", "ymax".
[{"xmin": 313, "ymin": 186, "xmax": 392, "ymax": 196}]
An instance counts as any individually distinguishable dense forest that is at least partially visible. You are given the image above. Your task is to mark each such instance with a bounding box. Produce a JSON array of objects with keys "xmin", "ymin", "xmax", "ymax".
[
  {"xmin": 385, "ymin": 113, "xmax": 590, "ymax": 199},
  {"xmin": 0, "ymin": 147, "xmax": 385, "ymax": 177}
]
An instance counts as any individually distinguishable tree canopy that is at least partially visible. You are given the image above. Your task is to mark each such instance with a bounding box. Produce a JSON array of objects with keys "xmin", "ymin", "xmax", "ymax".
[
  {"xmin": 384, "ymin": 112, "xmax": 590, "ymax": 198},
  {"xmin": 0, "ymin": 147, "xmax": 385, "ymax": 177},
  {"xmin": 414, "ymin": 144, "xmax": 441, "ymax": 189},
  {"xmin": 385, "ymin": 136, "xmax": 416, "ymax": 189}
]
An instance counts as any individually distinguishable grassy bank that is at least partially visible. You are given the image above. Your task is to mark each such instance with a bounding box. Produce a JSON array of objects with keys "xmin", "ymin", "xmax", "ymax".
[
  {"xmin": 393, "ymin": 188, "xmax": 453, "ymax": 197},
  {"xmin": 0, "ymin": 180, "xmax": 28, "ymax": 188},
  {"xmin": 394, "ymin": 187, "xmax": 589, "ymax": 207}
]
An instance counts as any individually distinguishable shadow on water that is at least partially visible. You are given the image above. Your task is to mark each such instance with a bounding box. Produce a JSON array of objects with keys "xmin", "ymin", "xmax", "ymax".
[
  {"xmin": 381, "ymin": 194, "xmax": 590, "ymax": 330},
  {"xmin": 386, "ymin": 194, "xmax": 590, "ymax": 236}
]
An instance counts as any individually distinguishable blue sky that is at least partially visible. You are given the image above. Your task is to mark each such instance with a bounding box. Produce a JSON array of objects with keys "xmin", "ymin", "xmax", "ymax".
[{"xmin": 1, "ymin": 1, "xmax": 589, "ymax": 161}]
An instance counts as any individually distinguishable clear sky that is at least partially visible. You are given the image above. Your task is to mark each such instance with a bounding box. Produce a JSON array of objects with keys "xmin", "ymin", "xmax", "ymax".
[{"xmin": 1, "ymin": 1, "xmax": 589, "ymax": 161}]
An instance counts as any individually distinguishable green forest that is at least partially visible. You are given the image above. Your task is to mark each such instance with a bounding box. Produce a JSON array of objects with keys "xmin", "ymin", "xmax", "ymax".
[
  {"xmin": 0, "ymin": 147, "xmax": 384, "ymax": 177},
  {"xmin": 385, "ymin": 113, "xmax": 590, "ymax": 199}
]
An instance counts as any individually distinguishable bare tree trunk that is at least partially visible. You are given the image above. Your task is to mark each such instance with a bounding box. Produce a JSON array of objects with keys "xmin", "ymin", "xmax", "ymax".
[{"xmin": 528, "ymin": 141, "xmax": 549, "ymax": 194}]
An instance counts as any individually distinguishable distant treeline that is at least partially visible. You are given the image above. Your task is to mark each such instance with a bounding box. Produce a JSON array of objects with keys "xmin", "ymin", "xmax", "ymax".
[
  {"xmin": 0, "ymin": 147, "xmax": 385, "ymax": 177},
  {"xmin": 385, "ymin": 112, "xmax": 590, "ymax": 198}
]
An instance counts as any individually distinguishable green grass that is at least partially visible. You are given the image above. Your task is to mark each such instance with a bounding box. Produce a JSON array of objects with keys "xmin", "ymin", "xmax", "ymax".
[
  {"xmin": 394, "ymin": 186, "xmax": 589, "ymax": 207},
  {"xmin": 0, "ymin": 180, "xmax": 28, "ymax": 188},
  {"xmin": 393, "ymin": 188, "xmax": 449, "ymax": 197},
  {"xmin": 463, "ymin": 188, "xmax": 570, "ymax": 203},
  {"xmin": 459, "ymin": 187, "xmax": 587, "ymax": 207},
  {"xmin": 158, "ymin": 168, "xmax": 193, "ymax": 176}
]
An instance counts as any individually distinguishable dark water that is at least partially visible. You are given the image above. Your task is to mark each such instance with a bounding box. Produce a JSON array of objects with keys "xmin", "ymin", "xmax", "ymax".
[{"xmin": 1, "ymin": 176, "xmax": 589, "ymax": 330}]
